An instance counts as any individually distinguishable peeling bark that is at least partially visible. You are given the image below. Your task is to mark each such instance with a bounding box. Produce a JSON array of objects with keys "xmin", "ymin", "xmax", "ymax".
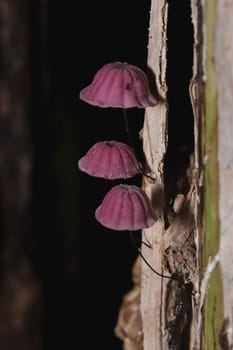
[
  {"xmin": 141, "ymin": 1, "xmax": 168, "ymax": 349},
  {"xmin": 115, "ymin": 1, "xmax": 203, "ymax": 349},
  {"xmin": 189, "ymin": 1, "xmax": 205, "ymax": 349}
]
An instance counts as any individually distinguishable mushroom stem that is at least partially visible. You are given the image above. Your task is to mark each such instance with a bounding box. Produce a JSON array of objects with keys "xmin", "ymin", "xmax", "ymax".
[
  {"xmin": 142, "ymin": 240, "xmax": 152, "ymax": 249},
  {"xmin": 122, "ymin": 108, "xmax": 135, "ymax": 152},
  {"xmin": 122, "ymin": 109, "xmax": 155, "ymax": 182},
  {"xmin": 128, "ymin": 231, "xmax": 173, "ymax": 279}
]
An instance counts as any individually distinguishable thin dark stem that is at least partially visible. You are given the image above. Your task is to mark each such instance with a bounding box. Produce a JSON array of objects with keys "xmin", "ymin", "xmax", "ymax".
[
  {"xmin": 122, "ymin": 108, "xmax": 155, "ymax": 182},
  {"xmin": 122, "ymin": 108, "xmax": 135, "ymax": 151},
  {"xmin": 129, "ymin": 231, "xmax": 173, "ymax": 279},
  {"xmin": 132, "ymin": 234, "xmax": 152, "ymax": 249},
  {"xmin": 142, "ymin": 240, "xmax": 152, "ymax": 249}
]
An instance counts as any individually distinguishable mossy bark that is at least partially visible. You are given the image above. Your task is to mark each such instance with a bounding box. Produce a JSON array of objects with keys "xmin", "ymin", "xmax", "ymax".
[
  {"xmin": 203, "ymin": 0, "xmax": 233, "ymax": 349},
  {"xmin": 203, "ymin": 1, "xmax": 223, "ymax": 349}
]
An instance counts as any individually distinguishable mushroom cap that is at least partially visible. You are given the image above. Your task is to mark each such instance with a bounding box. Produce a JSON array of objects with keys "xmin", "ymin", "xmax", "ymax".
[
  {"xmin": 78, "ymin": 140, "xmax": 141, "ymax": 179},
  {"xmin": 95, "ymin": 184, "xmax": 156, "ymax": 231},
  {"xmin": 79, "ymin": 62, "xmax": 158, "ymax": 109}
]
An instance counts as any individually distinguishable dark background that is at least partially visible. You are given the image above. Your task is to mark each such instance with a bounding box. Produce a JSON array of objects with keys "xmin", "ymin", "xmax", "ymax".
[
  {"xmin": 31, "ymin": 0, "xmax": 193, "ymax": 349},
  {"xmin": 35, "ymin": 1, "xmax": 151, "ymax": 349}
]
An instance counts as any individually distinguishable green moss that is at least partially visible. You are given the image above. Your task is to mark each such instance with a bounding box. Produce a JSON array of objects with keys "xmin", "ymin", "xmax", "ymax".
[{"xmin": 204, "ymin": 0, "xmax": 224, "ymax": 349}]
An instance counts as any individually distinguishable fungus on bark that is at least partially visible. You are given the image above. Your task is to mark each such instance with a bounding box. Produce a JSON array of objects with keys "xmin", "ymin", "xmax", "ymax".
[
  {"xmin": 79, "ymin": 62, "xmax": 158, "ymax": 109},
  {"xmin": 95, "ymin": 184, "xmax": 156, "ymax": 231},
  {"xmin": 78, "ymin": 140, "xmax": 141, "ymax": 179}
]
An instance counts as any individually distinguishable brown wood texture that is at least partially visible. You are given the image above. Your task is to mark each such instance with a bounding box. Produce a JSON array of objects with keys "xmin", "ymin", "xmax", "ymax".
[{"xmin": 141, "ymin": 1, "xmax": 204, "ymax": 349}]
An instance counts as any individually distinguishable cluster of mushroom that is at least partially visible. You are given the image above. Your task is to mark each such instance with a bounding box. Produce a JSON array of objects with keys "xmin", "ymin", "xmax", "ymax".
[{"xmin": 78, "ymin": 62, "xmax": 158, "ymax": 232}]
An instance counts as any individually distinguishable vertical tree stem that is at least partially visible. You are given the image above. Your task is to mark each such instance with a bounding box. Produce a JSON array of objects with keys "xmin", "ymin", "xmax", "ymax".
[{"xmin": 141, "ymin": 1, "xmax": 169, "ymax": 349}]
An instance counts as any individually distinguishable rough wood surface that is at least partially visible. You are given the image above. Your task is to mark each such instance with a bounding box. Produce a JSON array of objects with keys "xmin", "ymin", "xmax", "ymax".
[
  {"xmin": 141, "ymin": 2, "xmax": 206, "ymax": 349},
  {"xmin": 189, "ymin": 1, "xmax": 205, "ymax": 349},
  {"xmin": 141, "ymin": 1, "xmax": 168, "ymax": 349}
]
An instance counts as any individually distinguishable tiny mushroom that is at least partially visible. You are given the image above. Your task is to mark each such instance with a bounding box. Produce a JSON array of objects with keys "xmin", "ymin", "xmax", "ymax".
[
  {"xmin": 95, "ymin": 184, "xmax": 156, "ymax": 231},
  {"xmin": 78, "ymin": 140, "xmax": 141, "ymax": 179},
  {"xmin": 79, "ymin": 62, "xmax": 158, "ymax": 109}
]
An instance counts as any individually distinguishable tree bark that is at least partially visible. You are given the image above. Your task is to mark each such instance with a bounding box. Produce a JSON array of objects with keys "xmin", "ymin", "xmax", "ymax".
[
  {"xmin": 203, "ymin": 0, "xmax": 233, "ymax": 348},
  {"xmin": 116, "ymin": 1, "xmax": 202, "ymax": 349},
  {"xmin": 140, "ymin": 1, "xmax": 168, "ymax": 349},
  {"xmin": 141, "ymin": 1, "xmax": 203, "ymax": 349}
]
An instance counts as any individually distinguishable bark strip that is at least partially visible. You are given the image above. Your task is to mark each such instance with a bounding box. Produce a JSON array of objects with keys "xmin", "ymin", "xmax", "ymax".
[
  {"xmin": 141, "ymin": 1, "xmax": 168, "ymax": 349},
  {"xmin": 202, "ymin": 0, "xmax": 224, "ymax": 349}
]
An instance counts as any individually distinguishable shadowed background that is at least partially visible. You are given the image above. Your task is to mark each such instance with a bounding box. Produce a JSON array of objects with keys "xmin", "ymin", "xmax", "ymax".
[{"xmin": 33, "ymin": 1, "xmax": 149, "ymax": 349}]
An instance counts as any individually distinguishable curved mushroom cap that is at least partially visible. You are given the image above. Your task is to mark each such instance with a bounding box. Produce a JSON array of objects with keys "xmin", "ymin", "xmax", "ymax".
[
  {"xmin": 95, "ymin": 184, "xmax": 156, "ymax": 231},
  {"xmin": 78, "ymin": 141, "xmax": 141, "ymax": 179},
  {"xmin": 79, "ymin": 62, "xmax": 158, "ymax": 109}
]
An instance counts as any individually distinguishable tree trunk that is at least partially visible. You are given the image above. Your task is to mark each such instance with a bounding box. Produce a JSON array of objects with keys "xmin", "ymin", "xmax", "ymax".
[
  {"xmin": 141, "ymin": 1, "xmax": 201, "ymax": 349},
  {"xmin": 0, "ymin": 1, "xmax": 43, "ymax": 349},
  {"xmin": 204, "ymin": 0, "xmax": 233, "ymax": 349}
]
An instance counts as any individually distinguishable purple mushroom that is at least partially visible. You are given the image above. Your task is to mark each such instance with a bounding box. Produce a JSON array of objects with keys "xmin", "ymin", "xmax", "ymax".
[
  {"xmin": 95, "ymin": 184, "xmax": 156, "ymax": 231},
  {"xmin": 78, "ymin": 140, "xmax": 141, "ymax": 179},
  {"xmin": 79, "ymin": 62, "xmax": 158, "ymax": 109}
]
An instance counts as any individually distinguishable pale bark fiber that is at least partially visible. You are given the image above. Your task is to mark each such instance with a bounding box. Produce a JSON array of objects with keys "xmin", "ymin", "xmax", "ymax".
[
  {"xmin": 141, "ymin": 1, "xmax": 169, "ymax": 349},
  {"xmin": 189, "ymin": 1, "xmax": 205, "ymax": 349}
]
